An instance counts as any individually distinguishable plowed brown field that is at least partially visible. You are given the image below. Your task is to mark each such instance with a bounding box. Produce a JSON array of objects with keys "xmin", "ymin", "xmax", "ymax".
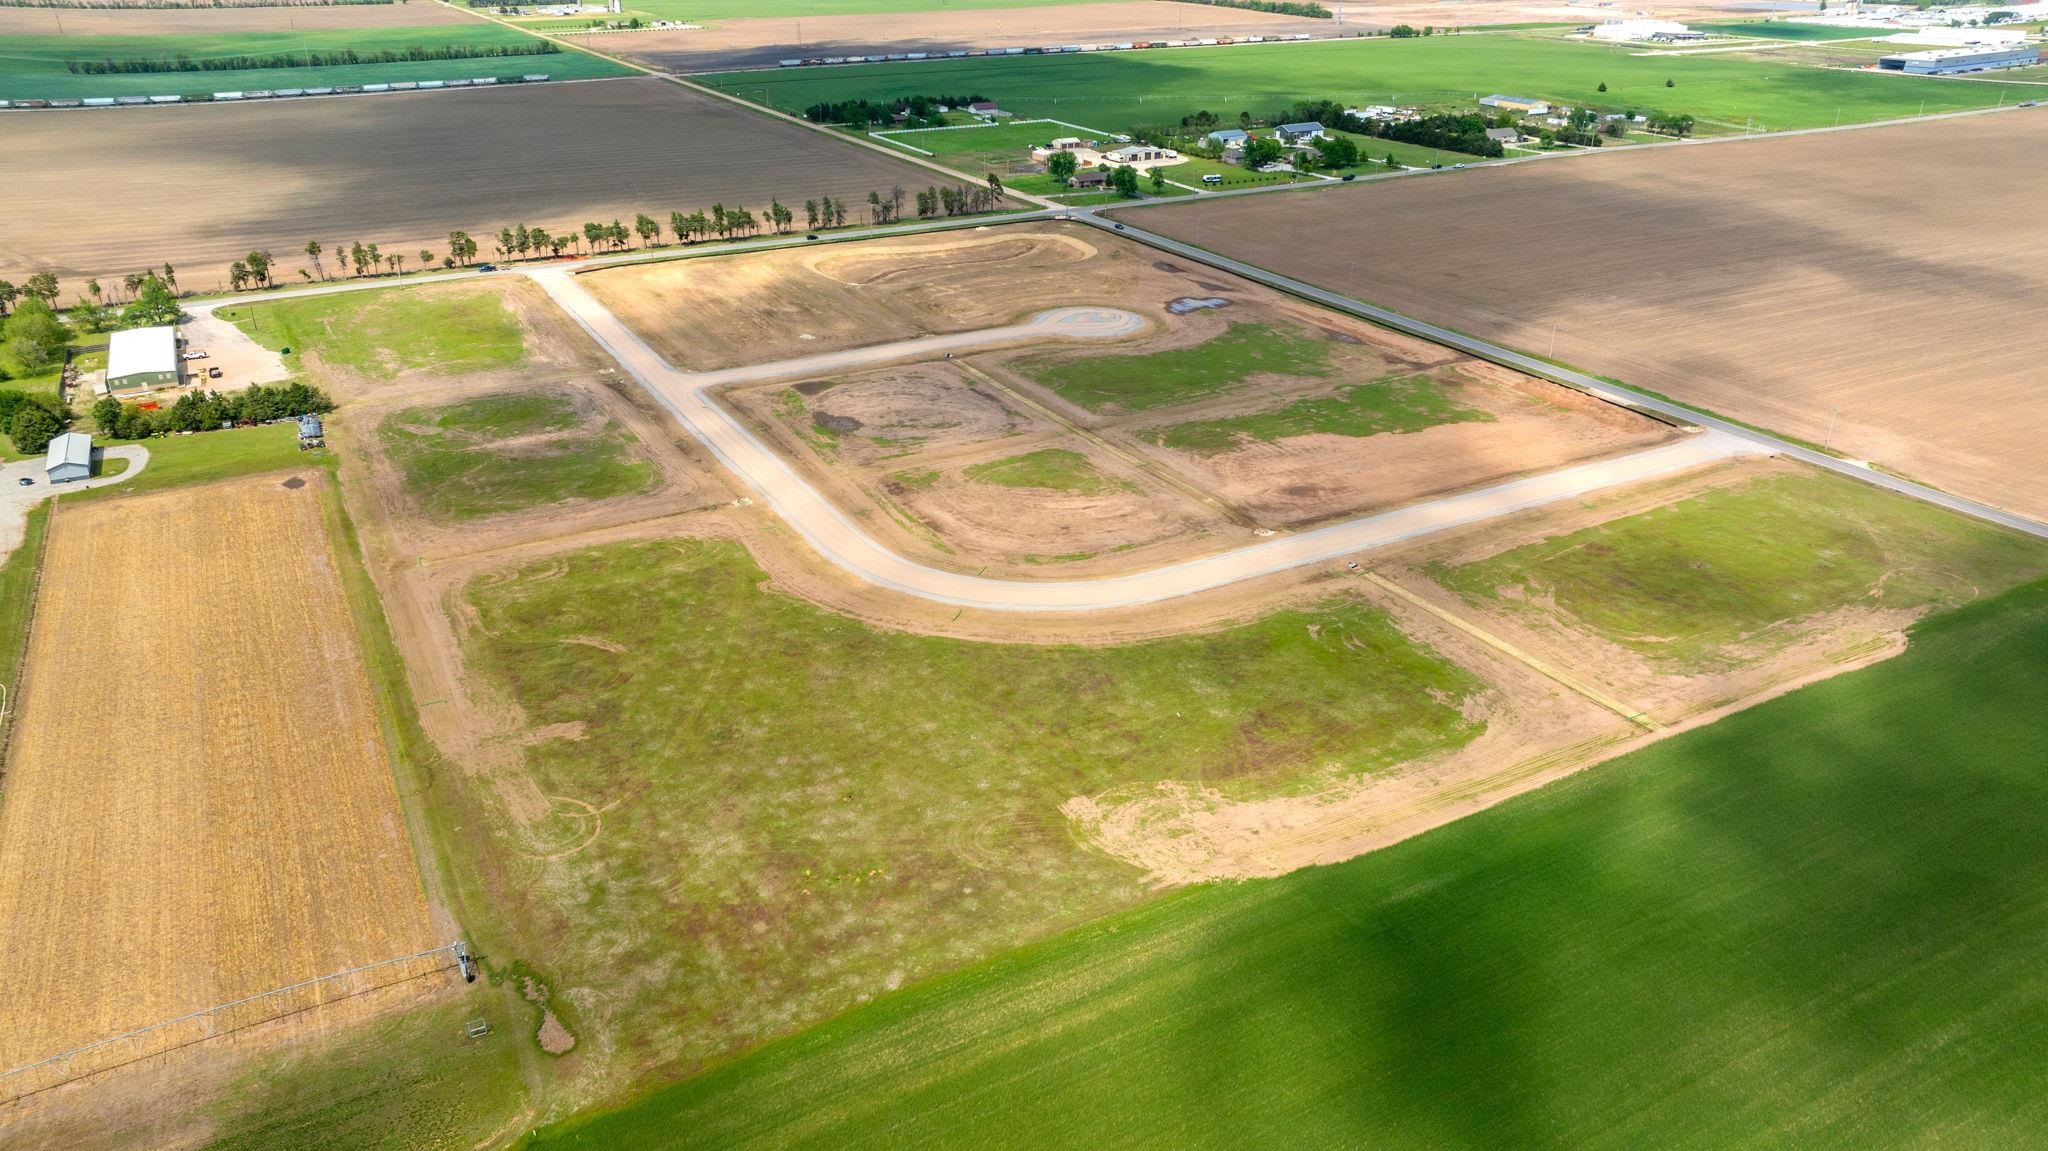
[
  {"xmin": 0, "ymin": 2, "xmax": 477, "ymax": 35},
  {"xmin": 0, "ymin": 76, "xmax": 937, "ymax": 290},
  {"xmin": 1130, "ymin": 112, "xmax": 2048, "ymax": 521},
  {"xmin": 0, "ymin": 474, "xmax": 436, "ymax": 1082}
]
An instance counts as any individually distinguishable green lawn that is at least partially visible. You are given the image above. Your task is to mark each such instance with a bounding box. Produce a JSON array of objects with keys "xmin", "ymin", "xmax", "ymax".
[
  {"xmin": 1435, "ymin": 471, "xmax": 2048, "ymax": 667},
  {"xmin": 220, "ymin": 286, "xmax": 525, "ymax": 381},
  {"xmin": 457, "ymin": 537, "xmax": 1483, "ymax": 1084},
  {"xmin": 962, "ymin": 447, "xmax": 1121, "ymax": 493},
  {"xmin": 702, "ymin": 32, "xmax": 2024, "ymax": 134},
  {"xmin": 1023, "ymin": 321, "xmax": 1332, "ymax": 413},
  {"xmin": 1689, "ymin": 20, "xmax": 1877, "ymax": 41},
  {"xmin": 1147, "ymin": 372, "xmax": 1493, "ymax": 456},
  {"xmin": 0, "ymin": 26, "xmax": 628, "ymax": 99},
  {"xmin": 70, "ymin": 422, "xmax": 310, "ymax": 500},
  {"xmin": 0, "ymin": 501, "xmax": 51, "ymax": 746},
  {"xmin": 1159, "ymin": 154, "xmax": 1302, "ymax": 190},
  {"xmin": 520, "ymin": 572, "xmax": 2048, "ymax": 1151},
  {"xmin": 378, "ymin": 391, "xmax": 656, "ymax": 520}
]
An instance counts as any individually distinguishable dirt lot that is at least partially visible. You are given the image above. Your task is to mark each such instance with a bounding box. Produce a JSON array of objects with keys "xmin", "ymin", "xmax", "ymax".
[
  {"xmin": 1130, "ymin": 111, "xmax": 2048, "ymax": 521},
  {"xmin": 0, "ymin": 1, "xmax": 477, "ymax": 35},
  {"xmin": 0, "ymin": 76, "xmax": 937, "ymax": 291},
  {"xmin": 591, "ymin": 1, "xmax": 1337, "ymax": 72},
  {"xmin": 0, "ymin": 473, "xmax": 440, "ymax": 1093}
]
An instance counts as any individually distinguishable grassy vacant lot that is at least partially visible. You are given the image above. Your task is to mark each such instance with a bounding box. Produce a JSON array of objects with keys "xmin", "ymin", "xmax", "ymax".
[
  {"xmin": 462, "ymin": 538, "xmax": 1483, "ymax": 1079},
  {"xmin": 0, "ymin": 26, "xmax": 627, "ymax": 99},
  {"xmin": 379, "ymin": 392, "xmax": 655, "ymax": 520},
  {"xmin": 0, "ymin": 502, "xmax": 50, "ymax": 744},
  {"xmin": 520, "ymin": 574, "xmax": 2048, "ymax": 1151},
  {"xmin": 1148, "ymin": 373, "xmax": 1492, "ymax": 456},
  {"xmin": 1025, "ymin": 321, "xmax": 1330, "ymax": 412},
  {"xmin": 704, "ymin": 34, "xmax": 2021, "ymax": 134},
  {"xmin": 1436, "ymin": 471, "xmax": 2048, "ymax": 666},
  {"xmin": 222, "ymin": 287, "xmax": 524, "ymax": 380},
  {"xmin": 75, "ymin": 422, "xmax": 308, "ymax": 500},
  {"xmin": 962, "ymin": 447, "xmax": 1121, "ymax": 493}
]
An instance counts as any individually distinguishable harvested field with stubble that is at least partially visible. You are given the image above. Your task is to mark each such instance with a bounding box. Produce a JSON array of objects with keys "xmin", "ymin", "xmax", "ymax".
[
  {"xmin": 597, "ymin": 1, "xmax": 1333, "ymax": 72},
  {"xmin": 0, "ymin": 473, "xmax": 438, "ymax": 1090},
  {"xmin": 1128, "ymin": 111, "xmax": 2048, "ymax": 520},
  {"xmin": 0, "ymin": 76, "xmax": 938, "ymax": 288},
  {"xmin": 0, "ymin": 1, "xmax": 479, "ymax": 35}
]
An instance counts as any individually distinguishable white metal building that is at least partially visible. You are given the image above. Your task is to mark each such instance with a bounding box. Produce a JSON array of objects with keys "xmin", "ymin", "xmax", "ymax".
[
  {"xmin": 106, "ymin": 325, "xmax": 179, "ymax": 392},
  {"xmin": 44, "ymin": 432, "xmax": 92, "ymax": 484}
]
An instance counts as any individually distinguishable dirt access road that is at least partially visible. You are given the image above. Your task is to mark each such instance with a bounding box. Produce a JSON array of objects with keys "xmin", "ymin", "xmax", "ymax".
[{"xmin": 531, "ymin": 266, "xmax": 1757, "ymax": 611}]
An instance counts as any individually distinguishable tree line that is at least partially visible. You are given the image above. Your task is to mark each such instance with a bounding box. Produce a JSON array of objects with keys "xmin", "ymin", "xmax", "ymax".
[
  {"xmin": 803, "ymin": 93, "xmax": 988, "ymax": 129},
  {"xmin": 1173, "ymin": 0, "xmax": 1331, "ymax": 16},
  {"xmin": 65, "ymin": 40, "xmax": 558, "ymax": 74},
  {"xmin": 0, "ymin": 388, "xmax": 70, "ymax": 455},
  {"xmin": 91, "ymin": 380, "xmax": 332, "ymax": 442}
]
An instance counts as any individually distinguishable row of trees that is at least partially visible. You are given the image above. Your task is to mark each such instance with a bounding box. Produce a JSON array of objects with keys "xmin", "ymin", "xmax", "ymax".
[
  {"xmin": 63, "ymin": 41, "xmax": 558, "ymax": 75},
  {"xmin": 89, "ymin": 381, "xmax": 332, "ymax": 442},
  {"xmin": 0, "ymin": 298, "xmax": 72, "ymax": 382},
  {"xmin": 803, "ymin": 92, "xmax": 988, "ymax": 129},
  {"xmin": 1173, "ymin": 0, "xmax": 1331, "ymax": 14}
]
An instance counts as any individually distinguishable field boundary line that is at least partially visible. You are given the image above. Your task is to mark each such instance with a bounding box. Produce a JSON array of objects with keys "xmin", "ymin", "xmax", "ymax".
[
  {"xmin": 1362, "ymin": 571, "xmax": 1660, "ymax": 731},
  {"xmin": 0, "ymin": 497, "xmax": 57, "ymax": 770},
  {"xmin": 0, "ymin": 941, "xmax": 471, "ymax": 1106}
]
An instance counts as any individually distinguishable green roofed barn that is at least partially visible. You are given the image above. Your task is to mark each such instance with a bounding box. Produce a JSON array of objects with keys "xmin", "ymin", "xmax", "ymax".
[{"xmin": 106, "ymin": 325, "xmax": 179, "ymax": 393}]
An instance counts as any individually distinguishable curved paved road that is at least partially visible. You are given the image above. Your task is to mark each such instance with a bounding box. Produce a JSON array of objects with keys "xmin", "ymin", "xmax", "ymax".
[{"xmin": 530, "ymin": 267, "xmax": 1758, "ymax": 612}]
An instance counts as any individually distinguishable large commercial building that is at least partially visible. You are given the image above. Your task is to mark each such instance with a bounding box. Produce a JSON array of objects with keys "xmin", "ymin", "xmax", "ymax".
[
  {"xmin": 44, "ymin": 432, "xmax": 92, "ymax": 484},
  {"xmin": 1878, "ymin": 45, "xmax": 2041, "ymax": 74},
  {"xmin": 1479, "ymin": 95, "xmax": 1551, "ymax": 116},
  {"xmin": 106, "ymin": 325, "xmax": 179, "ymax": 392}
]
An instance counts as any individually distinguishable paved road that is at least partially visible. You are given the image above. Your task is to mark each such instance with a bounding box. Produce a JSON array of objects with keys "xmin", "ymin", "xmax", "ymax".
[
  {"xmin": 1077, "ymin": 210, "xmax": 2048, "ymax": 543},
  {"xmin": 530, "ymin": 266, "xmax": 1760, "ymax": 612}
]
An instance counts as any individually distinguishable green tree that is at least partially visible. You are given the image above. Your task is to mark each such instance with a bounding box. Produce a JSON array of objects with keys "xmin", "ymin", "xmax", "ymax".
[
  {"xmin": 305, "ymin": 239, "xmax": 323, "ymax": 278},
  {"xmin": 1313, "ymin": 134, "xmax": 1360, "ymax": 168},
  {"xmin": 1666, "ymin": 77, "xmax": 1676, "ymax": 87},
  {"xmin": 420, "ymin": 249, "xmax": 435, "ymax": 269},
  {"xmin": 636, "ymin": 213, "xmax": 662, "ymax": 247},
  {"xmin": 448, "ymin": 231, "xmax": 478, "ymax": 265},
  {"xmin": 9, "ymin": 405, "xmax": 60, "ymax": 454},
  {"xmin": 1150, "ymin": 166, "xmax": 1168, "ymax": 193},
  {"xmin": 0, "ymin": 281, "xmax": 16, "ymax": 315},
  {"xmin": 1107, "ymin": 165, "xmax": 1141, "ymax": 197},
  {"xmin": 987, "ymin": 171, "xmax": 1004, "ymax": 200},
  {"xmin": 1047, "ymin": 149, "xmax": 1078, "ymax": 182},
  {"xmin": 805, "ymin": 200, "xmax": 820, "ymax": 231},
  {"xmin": 1385, "ymin": 151, "xmax": 1398, "ymax": 167},
  {"xmin": 24, "ymin": 272, "xmax": 58, "ymax": 302},
  {"xmin": 1243, "ymin": 137, "xmax": 1285, "ymax": 169},
  {"xmin": 90, "ymin": 395, "xmax": 122, "ymax": 431},
  {"xmin": 245, "ymin": 251, "xmax": 273, "ymax": 288},
  {"xmin": 123, "ymin": 275, "xmax": 180, "ymax": 328},
  {"xmin": 1389, "ymin": 23, "xmax": 1417, "ymax": 36},
  {"xmin": 1597, "ymin": 81, "xmax": 1608, "ymax": 93}
]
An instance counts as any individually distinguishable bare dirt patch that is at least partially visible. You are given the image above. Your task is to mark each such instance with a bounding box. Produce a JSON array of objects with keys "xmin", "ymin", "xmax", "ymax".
[
  {"xmin": 1130, "ymin": 111, "xmax": 2048, "ymax": 521},
  {"xmin": 0, "ymin": 76, "xmax": 939, "ymax": 290},
  {"xmin": 0, "ymin": 473, "xmax": 440, "ymax": 1091},
  {"xmin": 0, "ymin": 1, "xmax": 479, "ymax": 35},
  {"xmin": 588, "ymin": 1, "xmax": 1337, "ymax": 72}
]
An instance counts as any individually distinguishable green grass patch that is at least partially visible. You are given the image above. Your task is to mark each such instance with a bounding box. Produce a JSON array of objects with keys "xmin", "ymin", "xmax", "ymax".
[
  {"xmin": 1162, "ymin": 154, "xmax": 1301, "ymax": 190},
  {"xmin": 1435, "ymin": 471, "xmax": 2048, "ymax": 666},
  {"xmin": 221, "ymin": 286, "xmax": 524, "ymax": 381},
  {"xmin": 69, "ymin": 422, "xmax": 308, "ymax": 500},
  {"xmin": 704, "ymin": 32, "xmax": 2024, "ymax": 135},
  {"xmin": 961, "ymin": 447, "xmax": 1120, "ymax": 493},
  {"xmin": 1689, "ymin": 20, "xmax": 1876, "ymax": 40},
  {"xmin": 0, "ymin": 26, "xmax": 629, "ymax": 99},
  {"xmin": 460, "ymin": 537, "xmax": 1482, "ymax": 1081},
  {"xmin": 1148, "ymin": 372, "xmax": 1493, "ymax": 456},
  {"xmin": 886, "ymin": 466, "xmax": 939, "ymax": 491},
  {"xmin": 518, "ymin": 574, "xmax": 2048, "ymax": 1151},
  {"xmin": 378, "ymin": 391, "xmax": 655, "ymax": 521},
  {"xmin": 1025, "ymin": 321, "xmax": 1331, "ymax": 413},
  {"xmin": 0, "ymin": 501, "xmax": 50, "ymax": 745}
]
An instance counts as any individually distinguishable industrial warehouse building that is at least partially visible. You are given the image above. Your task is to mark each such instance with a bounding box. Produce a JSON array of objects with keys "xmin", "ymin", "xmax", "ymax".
[
  {"xmin": 44, "ymin": 432, "xmax": 92, "ymax": 484},
  {"xmin": 106, "ymin": 325, "xmax": 179, "ymax": 392},
  {"xmin": 1878, "ymin": 45, "xmax": 2041, "ymax": 74}
]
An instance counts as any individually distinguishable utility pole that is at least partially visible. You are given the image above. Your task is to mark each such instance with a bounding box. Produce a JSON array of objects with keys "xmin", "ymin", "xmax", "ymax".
[{"xmin": 1823, "ymin": 406, "xmax": 1840, "ymax": 451}]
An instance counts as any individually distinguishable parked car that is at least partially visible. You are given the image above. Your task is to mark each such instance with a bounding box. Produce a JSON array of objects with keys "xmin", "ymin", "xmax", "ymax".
[
  {"xmin": 477, "ymin": 263, "xmax": 497, "ymax": 272},
  {"xmin": 180, "ymin": 350, "xmax": 208, "ymax": 361},
  {"xmin": 17, "ymin": 477, "xmax": 33, "ymax": 486},
  {"xmin": 208, "ymin": 367, "xmax": 224, "ymax": 379},
  {"xmin": 806, "ymin": 233, "xmax": 820, "ymax": 240}
]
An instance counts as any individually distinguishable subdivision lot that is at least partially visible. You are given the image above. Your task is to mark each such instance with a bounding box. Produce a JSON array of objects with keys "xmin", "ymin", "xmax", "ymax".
[
  {"xmin": 0, "ymin": 473, "xmax": 438, "ymax": 1081},
  {"xmin": 379, "ymin": 389, "xmax": 659, "ymax": 521},
  {"xmin": 1128, "ymin": 110, "xmax": 2048, "ymax": 520},
  {"xmin": 701, "ymin": 32, "xmax": 2024, "ymax": 135},
  {"xmin": 0, "ymin": 76, "xmax": 939, "ymax": 289},
  {"xmin": 521, "ymin": 572, "xmax": 2048, "ymax": 1151},
  {"xmin": 666, "ymin": 223, "xmax": 1675, "ymax": 572},
  {"xmin": 592, "ymin": 1, "xmax": 1335, "ymax": 73}
]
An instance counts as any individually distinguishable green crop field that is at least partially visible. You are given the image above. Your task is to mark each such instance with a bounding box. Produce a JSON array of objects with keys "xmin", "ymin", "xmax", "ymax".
[
  {"xmin": 378, "ymin": 391, "xmax": 656, "ymax": 520},
  {"xmin": 456, "ymin": 537, "xmax": 1483, "ymax": 1081},
  {"xmin": 519, "ymin": 572, "xmax": 2048, "ymax": 1151},
  {"xmin": 567, "ymin": 0, "xmax": 1115, "ymax": 23},
  {"xmin": 222, "ymin": 286, "xmax": 525, "ymax": 381},
  {"xmin": 1148, "ymin": 372, "xmax": 1492, "ymax": 456},
  {"xmin": 1024, "ymin": 321, "xmax": 1331, "ymax": 412},
  {"xmin": 962, "ymin": 447, "xmax": 1122, "ymax": 493},
  {"xmin": 1690, "ymin": 21, "xmax": 1877, "ymax": 41},
  {"xmin": 1435, "ymin": 471, "xmax": 2048, "ymax": 667},
  {"xmin": 702, "ymin": 33, "xmax": 2024, "ymax": 134},
  {"xmin": 0, "ymin": 26, "xmax": 627, "ymax": 99}
]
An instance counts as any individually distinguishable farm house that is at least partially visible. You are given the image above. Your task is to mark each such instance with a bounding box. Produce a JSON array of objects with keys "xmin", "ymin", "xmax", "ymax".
[{"xmin": 106, "ymin": 325, "xmax": 179, "ymax": 393}]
